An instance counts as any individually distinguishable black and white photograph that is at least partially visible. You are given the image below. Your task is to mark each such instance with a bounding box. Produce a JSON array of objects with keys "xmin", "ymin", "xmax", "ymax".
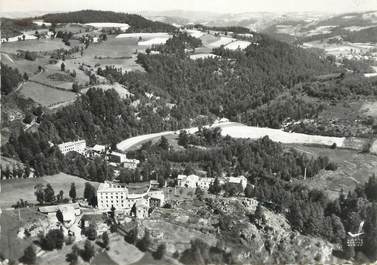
[{"xmin": 0, "ymin": 0, "xmax": 377, "ymax": 264}]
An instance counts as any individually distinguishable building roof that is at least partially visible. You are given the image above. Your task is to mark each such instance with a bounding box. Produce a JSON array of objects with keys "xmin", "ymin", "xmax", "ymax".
[
  {"xmin": 92, "ymin": 144, "xmax": 106, "ymax": 152},
  {"xmin": 227, "ymin": 176, "xmax": 247, "ymax": 184}
]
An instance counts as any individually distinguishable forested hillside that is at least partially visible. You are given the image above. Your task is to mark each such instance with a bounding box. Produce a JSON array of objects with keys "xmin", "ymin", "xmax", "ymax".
[
  {"xmin": 41, "ymin": 10, "xmax": 176, "ymax": 32},
  {"xmin": 0, "ymin": 17, "xmax": 38, "ymax": 38}
]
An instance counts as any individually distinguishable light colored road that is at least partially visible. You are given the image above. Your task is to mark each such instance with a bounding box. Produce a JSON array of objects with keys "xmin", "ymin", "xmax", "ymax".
[
  {"xmin": 116, "ymin": 122, "xmax": 235, "ymax": 151},
  {"xmin": 117, "ymin": 122, "xmax": 346, "ymax": 151}
]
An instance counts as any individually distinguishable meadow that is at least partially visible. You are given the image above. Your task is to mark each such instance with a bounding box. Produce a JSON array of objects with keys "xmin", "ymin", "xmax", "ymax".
[
  {"xmin": 0, "ymin": 173, "xmax": 100, "ymax": 208},
  {"xmin": 19, "ymin": 81, "xmax": 77, "ymax": 107}
]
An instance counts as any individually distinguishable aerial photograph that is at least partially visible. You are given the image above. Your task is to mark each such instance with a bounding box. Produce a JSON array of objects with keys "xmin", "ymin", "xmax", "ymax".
[{"xmin": 0, "ymin": 0, "xmax": 376, "ymax": 264}]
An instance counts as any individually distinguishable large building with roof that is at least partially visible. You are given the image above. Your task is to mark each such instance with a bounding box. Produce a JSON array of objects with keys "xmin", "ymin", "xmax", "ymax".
[
  {"xmin": 97, "ymin": 181, "xmax": 164, "ymax": 214},
  {"xmin": 58, "ymin": 140, "xmax": 86, "ymax": 155}
]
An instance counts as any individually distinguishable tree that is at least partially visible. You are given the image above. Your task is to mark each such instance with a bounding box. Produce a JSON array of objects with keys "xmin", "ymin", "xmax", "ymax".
[
  {"xmin": 56, "ymin": 209, "xmax": 64, "ymax": 223},
  {"xmin": 159, "ymin": 136, "xmax": 169, "ymax": 150},
  {"xmin": 61, "ymin": 62, "xmax": 65, "ymax": 72},
  {"xmin": 87, "ymin": 224, "xmax": 97, "ymax": 241},
  {"xmin": 84, "ymin": 182, "xmax": 95, "ymax": 202},
  {"xmin": 102, "ymin": 232, "xmax": 109, "ymax": 248},
  {"xmin": 44, "ymin": 184, "xmax": 55, "ymax": 203},
  {"xmin": 137, "ymin": 229, "xmax": 151, "ymax": 252},
  {"xmin": 109, "ymin": 205, "xmax": 116, "ymax": 219},
  {"xmin": 23, "ymin": 113, "xmax": 33, "ymax": 124},
  {"xmin": 57, "ymin": 190, "xmax": 64, "ymax": 202},
  {"xmin": 34, "ymin": 184, "xmax": 45, "ymax": 204},
  {"xmin": 23, "ymin": 72, "xmax": 29, "ymax": 81},
  {"xmin": 363, "ymin": 203, "xmax": 377, "ymax": 260},
  {"xmin": 69, "ymin": 183, "xmax": 77, "ymax": 202},
  {"xmin": 42, "ymin": 229, "xmax": 64, "ymax": 250},
  {"xmin": 208, "ymin": 178, "xmax": 221, "ymax": 195},
  {"xmin": 81, "ymin": 240, "xmax": 95, "ymax": 262},
  {"xmin": 153, "ymin": 243, "xmax": 166, "ymax": 260},
  {"xmin": 178, "ymin": 130, "xmax": 189, "ymax": 148},
  {"xmin": 72, "ymin": 82, "xmax": 79, "ymax": 92},
  {"xmin": 66, "ymin": 245, "xmax": 79, "ymax": 265},
  {"xmin": 20, "ymin": 245, "xmax": 36, "ymax": 264},
  {"xmin": 244, "ymin": 184, "xmax": 254, "ymax": 198}
]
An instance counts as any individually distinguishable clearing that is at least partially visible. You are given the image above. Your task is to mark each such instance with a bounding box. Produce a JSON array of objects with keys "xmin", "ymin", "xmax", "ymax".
[
  {"xmin": 0, "ymin": 173, "xmax": 100, "ymax": 208},
  {"xmin": 19, "ymin": 81, "xmax": 77, "ymax": 107},
  {"xmin": 289, "ymin": 144, "xmax": 377, "ymax": 199}
]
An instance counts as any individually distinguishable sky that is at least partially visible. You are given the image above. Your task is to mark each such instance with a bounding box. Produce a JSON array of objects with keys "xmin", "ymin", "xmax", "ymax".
[{"xmin": 0, "ymin": 0, "xmax": 376, "ymax": 14}]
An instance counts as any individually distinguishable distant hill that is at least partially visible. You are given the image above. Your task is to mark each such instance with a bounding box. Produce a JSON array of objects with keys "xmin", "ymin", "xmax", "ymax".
[
  {"xmin": 40, "ymin": 10, "xmax": 176, "ymax": 33},
  {"xmin": 0, "ymin": 17, "xmax": 38, "ymax": 38}
]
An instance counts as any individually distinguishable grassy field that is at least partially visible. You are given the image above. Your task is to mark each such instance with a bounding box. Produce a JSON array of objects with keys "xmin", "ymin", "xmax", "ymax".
[
  {"xmin": 289, "ymin": 144, "xmax": 377, "ymax": 199},
  {"xmin": 0, "ymin": 39, "xmax": 68, "ymax": 53},
  {"xmin": 71, "ymin": 37, "xmax": 144, "ymax": 72},
  {"xmin": 0, "ymin": 173, "xmax": 100, "ymax": 208},
  {"xmin": 19, "ymin": 81, "xmax": 77, "ymax": 107},
  {"xmin": 0, "ymin": 208, "xmax": 47, "ymax": 262}
]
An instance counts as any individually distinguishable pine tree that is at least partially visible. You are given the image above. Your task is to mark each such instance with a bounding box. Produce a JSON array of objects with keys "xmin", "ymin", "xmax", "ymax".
[
  {"xmin": 69, "ymin": 183, "xmax": 77, "ymax": 202},
  {"xmin": 153, "ymin": 243, "xmax": 166, "ymax": 260},
  {"xmin": 102, "ymin": 232, "xmax": 109, "ymax": 248},
  {"xmin": 21, "ymin": 245, "xmax": 36, "ymax": 264},
  {"xmin": 82, "ymin": 240, "xmax": 95, "ymax": 262}
]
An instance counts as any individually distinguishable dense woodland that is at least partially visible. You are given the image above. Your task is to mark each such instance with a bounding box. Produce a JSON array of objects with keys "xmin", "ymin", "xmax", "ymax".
[
  {"xmin": 41, "ymin": 10, "xmax": 176, "ymax": 33},
  {"xmin": 254, "ymin": 176, "xmax": 377, "ymax": 260},
  {"xmin": 0, "ymin": 18, "xmax": 38, "ymax": 38},
  {"xmin": 1, "ymin": 63, "xmax": 23, "ymax": 95}
]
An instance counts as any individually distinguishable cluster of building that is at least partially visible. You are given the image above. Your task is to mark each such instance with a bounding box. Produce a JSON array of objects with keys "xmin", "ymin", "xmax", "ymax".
[
  {"xmin": 57, "ymin": 140, "xmax": 140, "ymax": 169},
  {"xmin": 97, "ymin": 180, "xmax": 165, "ymax": 219},
  {"xmin": 177, "ymin": 174, "xmax": 248, "ymax": 191}
]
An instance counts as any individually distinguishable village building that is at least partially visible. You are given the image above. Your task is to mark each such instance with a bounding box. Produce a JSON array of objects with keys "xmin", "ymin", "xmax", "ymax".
[
  {"xmin": 58, "ymin": 140, "xmax": 86, "ymax": 155},
  {"xmin": 226, "ymin": 175, "xmax": 248, "ymax": 190},
  {"xmin": 148, "ymin": 190, "xmax": 165, "ymax": 208},
  {"xmin": 108, "ymin": 151, "xmax": 128, "ymax": 163},
  {"xmin": 122, "ymin": 158, "xmax": 140, "ymax": 169},
  {"xmin": 197, "ymin": 177, "xmax": 214, "ymax": 190},
  {"xmin": 177, "ymin": 174, "xmax": 200, "ymax": 188},
  {"xmin": 135, "ymin": 199, "xmax": 149, "ymax": 219},
  {"xmin": 38, "ymin": 203, "xmax": 81, "ymax": 227},
  {"xmin": 97, "ymin": 181, "xmax": 165, "ymax": 215}
]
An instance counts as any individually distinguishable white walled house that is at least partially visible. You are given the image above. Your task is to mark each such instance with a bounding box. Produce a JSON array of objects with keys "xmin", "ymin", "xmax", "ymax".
[
  {"xmin": 123, "ymin": 158, "xmax": 140, "ymax": 169},
  {"xmin": 227, "ymin": 175, "xmax": 248, "ymax": 190},
  {"xmin": 108, "ymin": 151, "xmax": 128, "ymax": 163},
  {"xmin": 97, "ymin": 181, "xmax": 165, "ymax": 214},
  {"xmin": 197, "ymin": 177, "xmax": 214, "ymax": 190},
  {"xmin": 58, "ymin": 140, "xmax": 86, "ymax": 155}
]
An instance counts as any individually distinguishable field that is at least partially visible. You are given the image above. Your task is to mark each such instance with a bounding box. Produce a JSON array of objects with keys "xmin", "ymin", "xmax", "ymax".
[
  {"xmin": 224, "ymin": 40, "xmax": 251, "ymax": 50},
  {"xmin": 189, "ymin": 53, "xmax": 219, "ymax": 60},
  {"xmin": 73, "ymin": 37, "xmax": 144, "ymax": 72},
  {"xmin": 0, "ymin": 173, "xmax": 100, "ymax": 208},
  {"xmin": 207, "ymin": 37, "xmax": 235, "ymax": 48},
  {"xmin": 220, "ymin": 124, "xmax": 346, "ymax": 146},
  {"xmin": 0, "ymin": 39, "xmax": 68, "ymax": 53},
  {"xmin": 289, "ymin": 144, "xmax": 377, "ymax": 199},
  {"xmin": 0, "ymin": 208, "xmax": 47, "ymax": 261},
  {"xmin": 19, "ymin": 81, "xmax": 77, "ymax": 107}
]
